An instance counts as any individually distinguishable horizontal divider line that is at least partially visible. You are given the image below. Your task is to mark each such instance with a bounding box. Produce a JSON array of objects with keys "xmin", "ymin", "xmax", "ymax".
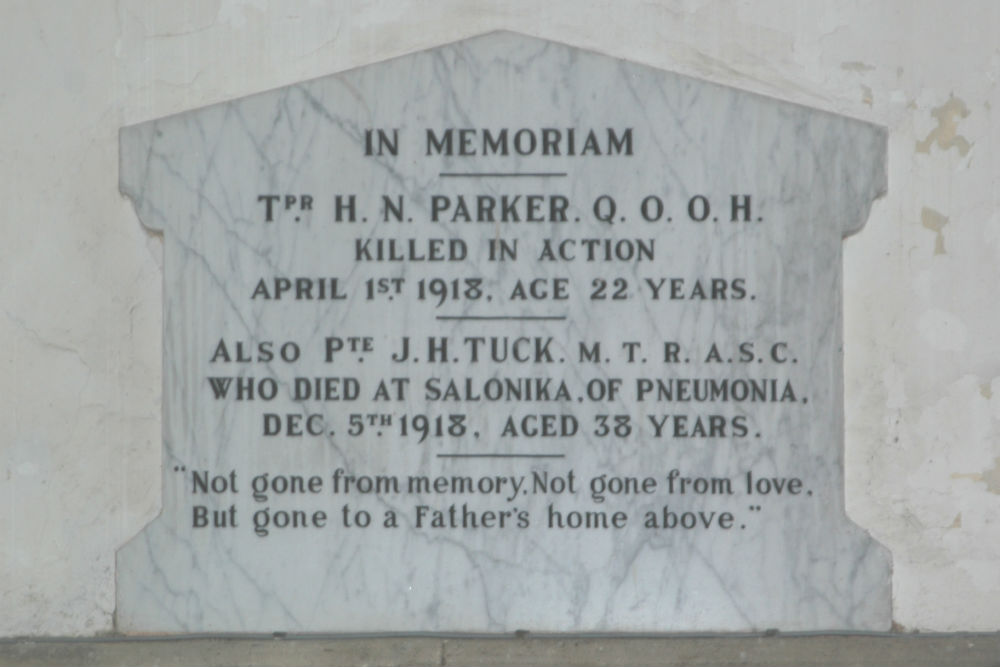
[
  {"xmin": 439, "ymin": 172, "xmax": 568, "ymax": 178},
  {"xmin": 436, "ymin": 453, "xmax": 565, "ymax": 459},
  {"xmin": 435, "ymin": 315, "xmax": 567, "ymax": 321}
]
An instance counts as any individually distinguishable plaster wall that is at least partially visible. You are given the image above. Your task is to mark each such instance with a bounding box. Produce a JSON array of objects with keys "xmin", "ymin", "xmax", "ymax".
[{"xmin": 1, "ymin": 0, "xmax": 997, "ymax": 635}]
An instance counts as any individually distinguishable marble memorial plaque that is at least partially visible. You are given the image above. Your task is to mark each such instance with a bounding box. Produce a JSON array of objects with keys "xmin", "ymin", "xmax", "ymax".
[{"xmin": 118, "ymin": 32, "xmax": 890, "ymax": 632}]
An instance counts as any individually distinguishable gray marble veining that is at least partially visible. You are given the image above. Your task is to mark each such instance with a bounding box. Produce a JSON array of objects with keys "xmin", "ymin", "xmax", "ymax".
[{"xmin": 118, "ymin": 32, "xmax": 890, "ymax": 632}]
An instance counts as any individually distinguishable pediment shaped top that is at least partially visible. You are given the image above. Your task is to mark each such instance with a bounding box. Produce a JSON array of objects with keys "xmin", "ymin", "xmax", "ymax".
[{"xmin": 122, "ymin": 31, "xmax": 885, "ymax": 238}]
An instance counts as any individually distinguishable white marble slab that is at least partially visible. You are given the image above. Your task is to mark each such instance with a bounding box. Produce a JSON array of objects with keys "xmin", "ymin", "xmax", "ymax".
[{"xmin": 117, "ymin": 31, "xmax": 890, "ymax": 633}]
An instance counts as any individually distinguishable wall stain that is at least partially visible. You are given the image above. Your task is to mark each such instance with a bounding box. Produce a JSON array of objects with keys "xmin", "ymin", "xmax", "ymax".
[
  {"xmin": 916, "ymin": 95, "xmax": 972, "ymax": 155},
  {"xmin": 980, "ymin": 383, "xmax": 993, "ymax": 399},
  {"xmin": 951, "ymin": 458, "xmax": 1000, "ymax": 494},
  {"xmin": 921, "ymin": 207, "xmax": 949, "ymax": 255},
  {"xmin": 842, "ymin": 60, "xmax": 875, "ymax": 72},
  {"xmin": 861, "ymin": 84, "xmax": 873, "ymax": 106},
  {"xmin": 950, "ymin": 513, "xmax": 962, "ymax": 529}
]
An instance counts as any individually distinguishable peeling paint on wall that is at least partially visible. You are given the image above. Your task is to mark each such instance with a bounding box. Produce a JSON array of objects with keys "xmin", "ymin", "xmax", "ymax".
[
  {"xmin": 915, "ymin": 96, "xmax": 972, "ymax": 155},
  {"xmin": 920, "ymin": 207, "xmax": 949, "ymax": 255},
  {"xmin": 841, "ymin": 60, "xmax": 875, "ymax": 72},
  {"xmin": 951, "ymin": 458, "xmax": 1000, "ymax": 494},
  {"xmin": 861, "ymin": 84, "xmax": 873, "ymax": 106}
]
